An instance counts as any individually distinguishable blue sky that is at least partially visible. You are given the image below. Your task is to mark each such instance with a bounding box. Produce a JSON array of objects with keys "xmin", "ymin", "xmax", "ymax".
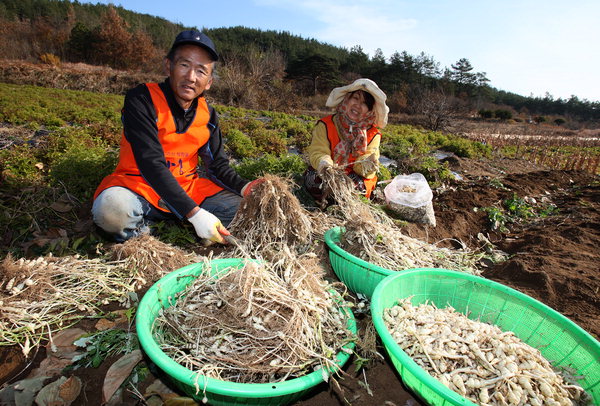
[{"xmin": 89, "ymin": 0, "xmax": 600, "ymax": 102}]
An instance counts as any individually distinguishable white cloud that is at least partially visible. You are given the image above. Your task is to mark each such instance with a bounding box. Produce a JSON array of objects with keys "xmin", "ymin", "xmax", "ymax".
[{"xmin": 255, "ymin": 0, "xmax": 419, "ymax": 56}]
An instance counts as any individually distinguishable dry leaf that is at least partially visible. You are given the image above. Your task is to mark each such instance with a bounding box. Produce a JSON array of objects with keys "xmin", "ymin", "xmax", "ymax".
[
  {"xmin": 8, "ymin": 376, "xmax": 50, "ymax": 406},
  {"xmin": 94, "ymin": 318, "xmax": 116, "ymax": 331},
  {"xmin": 29, "ymin": 356, "xmax": 73, "ymax": 379},
  {"xmin": 27, "ymin": 376, "xmax": 80, "ymax": 405},
  {"xmin": 164, "ymin": 397, "xmax": 199, "ymax": 406},
  {"xmin": 47, "ymin": 328, "xmax": 87, "ymax": 358},
  {"xmin": 144, "ymin": 379, "xmax": 179, "ymax": 401},
  {"xmin": 50, "ymin": 202, "xmax": 73, "ymax": 213},
  {"xmin": 22, "ymin": 228, "xmax": 70, "ymax": 254},
  {"xmin": 58, "ymin": 376, "xmax": 81, "ymax": 403},
  {"xmin": 101, "ymin": 350, "xmax": 142, "ymax": 405},
  {"xmin": 29, "ymin": 328, "xmax": 87, "ymax": 379}
]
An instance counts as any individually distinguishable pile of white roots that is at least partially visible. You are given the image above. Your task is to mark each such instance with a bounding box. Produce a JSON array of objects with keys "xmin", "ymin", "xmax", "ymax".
[
  {"xmin": 342, "ymin": 217, "xmax": 482, "ymax": 274},
  {"xmin": 154, "ymin": 258, "xmax": 354, "ymax": 386},
  {"xmin": 0, "ymin": 255, "xmax": 140, "ymax": 352},
  {"xmin": 383, "ymin": 299, "xmax": 590, "ymax": 406}
]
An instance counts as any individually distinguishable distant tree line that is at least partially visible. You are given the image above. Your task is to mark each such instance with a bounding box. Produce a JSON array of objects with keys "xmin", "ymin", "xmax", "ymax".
[{"xmin": 1, "ymin": 0, "xmax": 598, "ymax": 124}]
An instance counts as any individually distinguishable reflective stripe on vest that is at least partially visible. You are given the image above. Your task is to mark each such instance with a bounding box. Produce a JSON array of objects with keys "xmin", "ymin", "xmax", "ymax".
[
  {"xmin": 320, "ymin": 114, "xmax": 379, "ymax": 198},
  {"xmin": 93, "ymin": 83, "xmax": 223, "ymax": 212}
]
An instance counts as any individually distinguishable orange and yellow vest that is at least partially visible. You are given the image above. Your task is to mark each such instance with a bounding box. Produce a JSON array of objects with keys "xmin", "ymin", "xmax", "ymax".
[
  {"xmin": 93, "ymin": 83, "xmax": 223, "ymax": 212},
  {"xmin": 320, "ymin": 114, "xmax": 379, "ymax": 198}
]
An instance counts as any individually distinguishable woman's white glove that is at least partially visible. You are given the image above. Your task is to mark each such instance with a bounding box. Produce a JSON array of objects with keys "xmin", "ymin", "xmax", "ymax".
[
  {"xmin": 358, "ymin": 153, "xmax": 379, "ymax": 174},
  {"xmin": 317, "ymin": 157, "xmax": 334, "ymax": 174},
  {"xmin": 187, "ymin": 208, "xmax": 226, "ymax": 244}
]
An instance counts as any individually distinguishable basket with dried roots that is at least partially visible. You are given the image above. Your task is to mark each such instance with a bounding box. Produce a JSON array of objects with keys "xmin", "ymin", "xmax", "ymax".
[
  {"xmin": 154, "ymin": 256, "xmax": 354, "ymax": 384},
  {"xmin": 321, "ymin": 166, "xmax": 480, "ymax": 273},
  {"xmin": 384, "ymin": 299, "xmax": 591, "ymax": 405}
]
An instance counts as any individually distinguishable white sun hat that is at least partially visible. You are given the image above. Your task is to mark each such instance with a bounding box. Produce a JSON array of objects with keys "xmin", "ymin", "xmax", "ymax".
[{"xmin": 325, "ymin": 78, "xmax": 390, "ymax": 128}]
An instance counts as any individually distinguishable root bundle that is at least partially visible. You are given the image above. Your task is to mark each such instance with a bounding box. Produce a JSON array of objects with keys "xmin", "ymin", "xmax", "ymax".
[
  {"xmin": 321, "ymin": 166, "xmax": 480, "ymax": 274},
  {"xmin": 0, "ymin": 254, "xmax": 136, "ymax": 351},
  {"xmin": 0, "ymin": 235, "xmax": 194, "ymax": 352},
  {"xmin": 109, "ymin": 234, "xmax": 199, "ymax": 286},
  {"xmin": 341, "ymin": 217, "xmax": 481, "ymax": 273},
  {"xmin": 154, "ymin": 257, "xmax": 353, "ymax": 384},
  {"xmin": 229, "ymin": 174, "xmax": 314, "ymax": 257}
]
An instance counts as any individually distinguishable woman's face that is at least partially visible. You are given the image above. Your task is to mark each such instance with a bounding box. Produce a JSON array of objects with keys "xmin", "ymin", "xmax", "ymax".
[{"xmin": 344, "ymin": 91, "xmax": 371, "ymax": 122}]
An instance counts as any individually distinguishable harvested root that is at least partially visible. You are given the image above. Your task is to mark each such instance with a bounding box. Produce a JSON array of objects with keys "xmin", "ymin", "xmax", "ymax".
[
  {"xmin": 319, "ymin": 165, "xmax": 480, "ymax": 273},
  {"xmin": 0, "ymin": 253, "xmax": 156, "ymax": 352},
  {"xmin": 384, "ymin": 299, "xmax": 591, "ymax": 405},
  {"xmin": 228, "ymin": 173, "xmax": 344, "ymax": 256},
  {"xmin": 318, "ymin": 166, "xmax": 357, "ymax": 210},
  {"xmin": 318, "ymin": 165, "xmax": 392, "ymax": 225},
  {"xmin": 154, "ymin": 257, "xmax": 354, "ymax": 385},
  {"xmin": 229, "ymin": 174, "xmax": 314, "ymax": 258},
  {"xmin": 109, "ymin": 234, "xmax": 199, "ymax": 286},
  {"xmin": 342, "ymin": 216, "xmax": 481, "ymax": 273},
  {"xmin": 0, "ymin": 247, "xmax": 178, "ymax": 355}
]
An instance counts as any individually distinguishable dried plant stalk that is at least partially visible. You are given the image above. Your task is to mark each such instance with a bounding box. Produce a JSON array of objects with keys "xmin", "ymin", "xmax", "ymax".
[{"xmin": 109, "ymin": 234, "xmax": 199, "ymax": 286}]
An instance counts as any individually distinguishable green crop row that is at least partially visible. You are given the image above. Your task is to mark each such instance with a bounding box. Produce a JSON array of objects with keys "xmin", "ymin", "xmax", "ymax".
[
  {"xmin": 0, "ymin": 82, "xmax": 492, "ymax": 256},
  {"xmin": 0, "ymin": 83, "xmax": 123, "ymax": 131}
]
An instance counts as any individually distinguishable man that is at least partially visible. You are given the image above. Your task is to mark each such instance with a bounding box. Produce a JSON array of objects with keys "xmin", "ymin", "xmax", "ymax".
[{"xmin": 92, "ymin": 30, "xmax": 259, "ymax": 244}]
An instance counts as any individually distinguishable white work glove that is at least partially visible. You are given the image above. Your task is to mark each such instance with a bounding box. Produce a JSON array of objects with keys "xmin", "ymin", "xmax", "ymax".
[
  {"xmin": 187, "ymin": 208, "xmax": 227, "ymax": 244},
  {"xmin": 317, "ymin": 157, "xmax": 334, "ymax": 174},
  {"xmin": 359, "ymin": 153, "xmax": 379, "ymax": 174}
]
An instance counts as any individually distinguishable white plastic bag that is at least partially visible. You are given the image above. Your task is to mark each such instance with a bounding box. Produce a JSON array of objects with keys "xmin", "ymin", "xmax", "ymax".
[{"xmin": 384, "ymin": 173, "xmax": 436, "ymax": 226}]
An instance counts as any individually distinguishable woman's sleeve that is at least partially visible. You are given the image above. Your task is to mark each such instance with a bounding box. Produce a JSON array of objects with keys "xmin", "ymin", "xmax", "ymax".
[
  {"xmin": 352, "ymin": 132, "xmax": 381, "ymax": 178},
  {"xmin": 306, "ymin": 121, "xmax": 333, "ymax": 170}
]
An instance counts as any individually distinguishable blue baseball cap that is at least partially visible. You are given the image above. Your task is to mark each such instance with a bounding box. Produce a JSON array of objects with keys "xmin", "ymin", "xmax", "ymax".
[{"xmin": 170, "ymin": 30, "xmax": 219, "ymax": 61}]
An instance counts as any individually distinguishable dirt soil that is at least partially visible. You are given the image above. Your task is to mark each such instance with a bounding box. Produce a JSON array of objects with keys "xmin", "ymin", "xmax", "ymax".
[{"xmin": 1, "ymin": 156, "xmax": 598, "ymax": 406}]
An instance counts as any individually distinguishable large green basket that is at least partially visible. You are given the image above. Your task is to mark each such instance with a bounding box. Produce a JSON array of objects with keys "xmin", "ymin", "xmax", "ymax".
[
  {"xmin": 324, "ymin": 226, "xmax": 395, "ymax": 299},
  {"xmin": 371, "ymin": 268, "xmax": 600, "ymax": 406},
  {"xmin": 136, "ymin": 258, "xmax": 357, "ymax": 406}
]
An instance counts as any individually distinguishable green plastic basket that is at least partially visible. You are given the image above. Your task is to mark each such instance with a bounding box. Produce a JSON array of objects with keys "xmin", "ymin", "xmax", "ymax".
[
  {"xmin": 371, "ymin": 268, "xmax": 600, "ymax": 406},
  {"xmin": 324, "ymin": 226, "xmax": 395, "ymax": 299},
  {"xmin": 136, "ymin": 258, "xmax": 357, "ymax": 406}
]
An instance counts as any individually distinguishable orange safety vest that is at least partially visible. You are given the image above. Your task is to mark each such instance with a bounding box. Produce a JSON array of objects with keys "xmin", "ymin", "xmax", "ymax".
[
  {"xmin": 93, "ymin": 83, "xmax": 223, "ymax": 212},
  {"xmin": 320, "ymin": 114, "xmax": 379, "ymax": 198}
]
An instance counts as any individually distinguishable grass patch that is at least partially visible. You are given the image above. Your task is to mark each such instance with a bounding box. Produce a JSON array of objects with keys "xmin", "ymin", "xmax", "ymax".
[{"xmin": 0, "ymin": 82, "xmax": 494, "ymax": 256}]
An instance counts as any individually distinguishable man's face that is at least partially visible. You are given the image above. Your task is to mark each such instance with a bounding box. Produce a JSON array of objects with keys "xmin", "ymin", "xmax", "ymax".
[{"xmin": 166, "ymin": 44, "xmax": 214, "ymax": 109}]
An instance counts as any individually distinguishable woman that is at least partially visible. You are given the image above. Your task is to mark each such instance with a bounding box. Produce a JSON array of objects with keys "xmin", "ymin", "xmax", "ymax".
[{"xmin": 304, "ymin": 78, "xmax": 389, "ymax": 203}]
